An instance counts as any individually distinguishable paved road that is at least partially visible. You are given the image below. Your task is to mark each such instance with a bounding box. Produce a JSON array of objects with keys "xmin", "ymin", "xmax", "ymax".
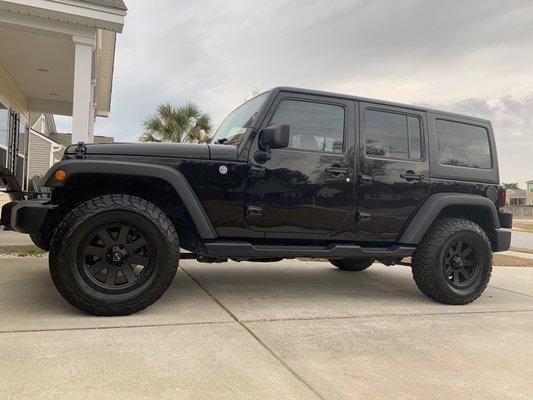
[
  {"xmin": 0, "ymin": 230, "xmax": 33, "ymax": 246},
  {"xmin": 511, "ymin": 230, "xmax": 533, "ymax": 250},
  {"xmin": 0, "ymin": 257, "xmax": 531, "ymax": 399}
]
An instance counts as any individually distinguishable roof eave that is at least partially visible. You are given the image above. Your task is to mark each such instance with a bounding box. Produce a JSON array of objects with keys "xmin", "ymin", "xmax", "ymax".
[{"xmin": 0, "ymin": 0, "xmax": 126, "ymax": 32}]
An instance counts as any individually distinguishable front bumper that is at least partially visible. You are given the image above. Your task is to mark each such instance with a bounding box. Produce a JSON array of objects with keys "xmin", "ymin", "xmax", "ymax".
[
  {"xmin": 494, "ymin": 229, "xmax": 511, "ymax": 252},
  {"xmin": 1, "ymin": 200, "xmax": 55, "ymax": 234}
]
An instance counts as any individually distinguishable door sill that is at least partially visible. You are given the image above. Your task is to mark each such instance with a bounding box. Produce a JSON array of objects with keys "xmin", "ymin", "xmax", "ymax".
[{"xmin": 204, "ymin": 241, "xmax": 414, "ymax": 259}]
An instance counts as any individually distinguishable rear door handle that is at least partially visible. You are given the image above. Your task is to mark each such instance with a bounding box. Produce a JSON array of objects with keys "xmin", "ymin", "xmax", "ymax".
[
  {"xmin": 400, "ymin": 170, "xmax": 423, "ymax": 181},
  {"xmin": 326, "ymin": 167, "xmax": 349, "ymax": 176},
  {"xmin": 360, "ymin": 175, "xmax": 374, "ymax": 186}
]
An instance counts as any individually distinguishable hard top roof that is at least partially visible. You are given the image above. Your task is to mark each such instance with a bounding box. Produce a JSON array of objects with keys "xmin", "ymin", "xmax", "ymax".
[{"xmin": 274, "ymin": 86, "xmax": 491, "ymax": 124}]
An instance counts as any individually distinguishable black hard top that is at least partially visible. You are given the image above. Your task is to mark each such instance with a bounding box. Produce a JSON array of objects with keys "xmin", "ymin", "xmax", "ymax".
[{"xmin": 274, "ymin": 86, "xmax": 491, "ymax": 124}]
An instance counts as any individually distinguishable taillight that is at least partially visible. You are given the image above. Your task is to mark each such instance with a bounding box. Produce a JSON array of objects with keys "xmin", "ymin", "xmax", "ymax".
[{"xmin": 498, "ymin": 187, "xmax": 506, "ymax": 207}]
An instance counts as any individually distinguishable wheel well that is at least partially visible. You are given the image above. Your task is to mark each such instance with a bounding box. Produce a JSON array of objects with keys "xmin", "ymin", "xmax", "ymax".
[
  {"xmin": 50, "ymin": 174, "xmax": 201, "ymax": 251},
  {"xmin": 437, "ymin": 204, "xmax": 498, "ymax": 250}
]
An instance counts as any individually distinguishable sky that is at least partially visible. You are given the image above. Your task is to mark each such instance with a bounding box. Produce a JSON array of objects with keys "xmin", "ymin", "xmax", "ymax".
[{"xmin": 55, "ymin": 0, "xmax": 533, "ymax": 186}]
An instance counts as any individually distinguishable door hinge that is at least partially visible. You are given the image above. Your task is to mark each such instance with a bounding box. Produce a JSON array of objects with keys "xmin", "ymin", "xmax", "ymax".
[
  {"xmin": 357, "ymin": 210, "xmax": 371, "ymax": 222},
  {"xmin": 246, "ymin": 206, "xmax": 263, "ymax": 217}
]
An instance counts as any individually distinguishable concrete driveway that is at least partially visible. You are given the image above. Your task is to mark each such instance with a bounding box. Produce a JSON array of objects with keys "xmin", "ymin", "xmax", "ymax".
[{"xmin": 0, "ymin": 258, "xmax": 532, "ymax": 400}]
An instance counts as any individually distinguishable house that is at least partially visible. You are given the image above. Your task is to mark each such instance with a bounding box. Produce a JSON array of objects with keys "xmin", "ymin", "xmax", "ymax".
[
  {"xmin": 527, "ymin": 180, "xmax": 533, "ymax": 206},
  {"xmin": 506, "ymin": 188, "xmax": 526, "ymax": 206},
  {"xmin": 0, "ymin": 0, "xmax": 126, "ymax": 188},
  {"xmin": 27, "ymin": 112, "xmax": 114, "ymax": 183}
]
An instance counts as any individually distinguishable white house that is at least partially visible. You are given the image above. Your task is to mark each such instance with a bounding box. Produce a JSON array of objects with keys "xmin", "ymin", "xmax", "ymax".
[
  {"xmin": 27, "ymin": 112, "xmax": 114, "ymax": 184},
  {"xmin": 0, "ymin": 0, "xmax": 126, "ymax": 188}
]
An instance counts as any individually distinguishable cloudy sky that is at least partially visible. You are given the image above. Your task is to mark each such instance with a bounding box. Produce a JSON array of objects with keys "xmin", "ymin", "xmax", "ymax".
[{"xmin": 56, "ymin": 0, "xmax": 533, "ymax": 186}]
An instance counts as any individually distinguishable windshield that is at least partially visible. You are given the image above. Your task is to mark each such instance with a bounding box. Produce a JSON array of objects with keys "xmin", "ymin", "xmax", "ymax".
[{"xmin": 212, "ymin": 92, "xmax": 269, "ymax": 145}]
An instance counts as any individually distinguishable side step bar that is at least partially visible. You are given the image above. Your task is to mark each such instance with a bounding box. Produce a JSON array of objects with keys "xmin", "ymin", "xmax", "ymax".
[{"xmin": 204, "ymin": 241, "xmax": 415, "ymax": 259}]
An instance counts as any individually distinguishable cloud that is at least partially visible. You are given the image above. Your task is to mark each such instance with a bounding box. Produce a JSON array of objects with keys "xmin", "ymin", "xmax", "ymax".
[{"xmin": 51, "ymin": 0, "xmax": 533, "ymax": 185}]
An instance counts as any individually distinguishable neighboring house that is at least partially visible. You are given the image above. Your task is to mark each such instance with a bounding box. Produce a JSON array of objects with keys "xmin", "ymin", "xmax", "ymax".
[
  {"xmin": 506, "ymin": 188, "xmax": 526, "ymax": 206},
  {"xmin": 527, "ymin": 180, "xmax": 533, "ymax": 205},
  {"xmin": 26, "ymin": 112, "xmax": 114, "ymax": 184},
  {"xmin": 0, "ymin": 0, "xmax": 126, "ymax": 188}
]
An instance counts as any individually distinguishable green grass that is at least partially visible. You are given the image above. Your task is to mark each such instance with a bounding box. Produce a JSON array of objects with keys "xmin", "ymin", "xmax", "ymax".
[{"xmin": 0, "ymin": 245, "xmax": 47, "ymax": 257}]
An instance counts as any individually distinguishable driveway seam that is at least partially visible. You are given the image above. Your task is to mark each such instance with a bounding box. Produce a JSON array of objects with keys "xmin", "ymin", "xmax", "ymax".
[
  {"xmin": 0, "ymin": 320, "xmax": 233, "ymax": 335},
  {"xmin": 489, "ymin": 285, "xmax": 533, "ymax": 298},
  {"xmin": 241, "ymin": 309, "xmax": 533, "ymax": 324},
  {"xmin": 180, "ymin": 266, "xmax": 326, "ymax": 400}
]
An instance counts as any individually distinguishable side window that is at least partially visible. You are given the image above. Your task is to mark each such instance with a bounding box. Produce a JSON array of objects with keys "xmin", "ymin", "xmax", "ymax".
[
  {"xmin": 365, "ymin": 109, "xmax": 422, "ymax": 161},
  {"xmin": 269, "ymin": 99, "xmax": 344, "ymax": 153},
  {"xmin": 436, "ymin": 119, "xmax": 491, "ymax": 169}
]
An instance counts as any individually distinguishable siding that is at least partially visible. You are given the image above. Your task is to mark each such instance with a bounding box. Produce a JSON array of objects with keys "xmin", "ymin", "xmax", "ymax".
[{"xmin": 28, "ymin": 133, "xmax": 51, "ymax": 179}]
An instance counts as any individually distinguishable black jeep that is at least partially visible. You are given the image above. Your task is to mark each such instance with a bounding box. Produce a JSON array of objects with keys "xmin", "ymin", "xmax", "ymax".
[{"xmin": 1, "ymin": 87, "xmax": 512, "ymax": 315}]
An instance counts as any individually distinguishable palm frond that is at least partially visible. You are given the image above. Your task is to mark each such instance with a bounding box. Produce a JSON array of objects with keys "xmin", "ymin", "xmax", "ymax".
[{"xmin": 140, "ymin": 101, "xmax": 212, "ymax": 143}]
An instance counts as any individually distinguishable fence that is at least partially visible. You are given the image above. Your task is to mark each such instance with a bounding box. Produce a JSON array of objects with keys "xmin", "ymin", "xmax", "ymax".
[{"xmin": 502, "ymin": 205, "xmax": 533, "ymax": 218}]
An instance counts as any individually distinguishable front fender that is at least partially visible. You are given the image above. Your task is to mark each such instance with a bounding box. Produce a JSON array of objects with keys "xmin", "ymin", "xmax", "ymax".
[{"xmin": 44, "ymin": 159, "xmax": 217, "ymax": 239}]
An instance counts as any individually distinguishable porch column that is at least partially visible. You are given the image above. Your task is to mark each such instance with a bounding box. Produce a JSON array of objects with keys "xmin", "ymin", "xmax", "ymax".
[
  {"xmin": 88, "ymin": 79, "xmax": 96, "ymax": 142},
  {"xmin": 71, "ymin": 35, "xmax": 95, "ymax": 144}
]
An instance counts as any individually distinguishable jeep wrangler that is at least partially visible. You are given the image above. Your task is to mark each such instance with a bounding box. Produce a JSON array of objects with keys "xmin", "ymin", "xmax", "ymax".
[{"xmin": 0, "ymin": 87, "xmax": 512, "ymax": 316}]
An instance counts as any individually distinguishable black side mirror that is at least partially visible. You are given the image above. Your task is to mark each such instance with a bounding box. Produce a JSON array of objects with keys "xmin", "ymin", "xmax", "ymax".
[{"xmin": 259, "ymin": 124, "xmax": 290, "ymax": 150}]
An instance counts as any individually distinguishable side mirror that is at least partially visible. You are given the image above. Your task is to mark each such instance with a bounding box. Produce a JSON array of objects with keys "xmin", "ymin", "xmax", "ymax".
[{"xmin": 259, "ymin": 124, "xmax": 290, "ymax": 150}]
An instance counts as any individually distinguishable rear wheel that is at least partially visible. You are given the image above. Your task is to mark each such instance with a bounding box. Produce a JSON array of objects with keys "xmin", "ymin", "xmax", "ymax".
[
  {"xmin": 329, "ymin": 258, "xmax": 374, "ymax": 271},
  {"xmin": 49, "ymin": 194, "xmax": 179, "ymax": 316},
  {"xmin": 411, "ymin": 218, "xmax": 492, "ymax": 305}
]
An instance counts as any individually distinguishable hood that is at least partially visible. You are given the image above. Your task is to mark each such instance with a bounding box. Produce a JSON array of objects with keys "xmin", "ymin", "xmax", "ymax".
[{"xmin": 64, "ymin": 142, "xmax": 237, "ymax": 160}]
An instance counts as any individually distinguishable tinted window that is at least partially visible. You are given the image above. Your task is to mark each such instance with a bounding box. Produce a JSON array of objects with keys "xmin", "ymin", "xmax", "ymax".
[
  {"xmin": 270, "ymin": 100, "xmax": 344, "ymax": 153},
  {"xmin": 436, "ymin": 119, "xmax": 491, "ymax": 169},
  {"xmin": 365, "ymin": 110, "xmax": 422, "ymax": 160}
]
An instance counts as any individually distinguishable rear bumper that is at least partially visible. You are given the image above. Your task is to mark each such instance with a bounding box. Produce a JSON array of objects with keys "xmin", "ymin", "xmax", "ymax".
[
  {"xmin": 1, "ymin": 200, "xmax": 55, "ymax": 234},
  {"xmin": 494, "ymin": 229, "xmax": 511, "ymax": 253},
  {"xmin": 498, "ymin": 211, "xmax": 513, "ymax": 229}
]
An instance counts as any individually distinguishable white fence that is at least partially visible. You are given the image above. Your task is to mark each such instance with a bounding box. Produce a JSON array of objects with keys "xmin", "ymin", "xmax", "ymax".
[{"xmin": 503, "ymin": 205, "xmax": 533, "ymax": 218}]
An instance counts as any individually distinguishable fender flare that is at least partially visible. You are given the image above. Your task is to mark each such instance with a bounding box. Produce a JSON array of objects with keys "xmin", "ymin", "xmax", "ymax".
[
  {"xmin": 399, "ymin": 193, "xmax": 500, "ymax": 245},
  {"xmin": 43, "ymin": 159, "xmax": 217, "ymax": 239}
]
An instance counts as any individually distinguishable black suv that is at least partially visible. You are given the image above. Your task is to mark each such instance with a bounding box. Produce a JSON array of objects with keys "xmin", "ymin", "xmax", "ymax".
[{"xmin": 1, "ymin": 87, "xmax": 512, "ymax": 315}]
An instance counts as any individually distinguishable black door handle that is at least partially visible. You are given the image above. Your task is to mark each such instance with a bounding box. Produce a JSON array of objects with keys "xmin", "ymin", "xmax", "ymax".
[
  {"xmin": 400, "ymin": 170, "xmax": 423, "ymax": 181},
  {"xmin": 326, "ymin": 167, "xmax": 349, "ymax": 176},
  {"xmin": 360, "ymin": 175, "xmax": 374, "ymax": 185}
]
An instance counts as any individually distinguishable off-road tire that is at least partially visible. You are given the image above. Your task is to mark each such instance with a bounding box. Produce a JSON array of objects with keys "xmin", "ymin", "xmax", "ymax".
[
  {"xmin": 49, "ymin": 194, "xmax": 179, "ymax": 316},
  {"xmin": 411, "ymin": 218, "xmax": 492, "ymax": 305},
  {"xmin": 330, "ymin": 258, "xmax": 374, "ymax": 271}
]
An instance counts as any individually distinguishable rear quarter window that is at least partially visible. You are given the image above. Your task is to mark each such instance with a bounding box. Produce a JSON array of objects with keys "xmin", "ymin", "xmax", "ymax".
[{"xmin": 436, "ymin": 119, "xmax": 492, "ymax": 169}]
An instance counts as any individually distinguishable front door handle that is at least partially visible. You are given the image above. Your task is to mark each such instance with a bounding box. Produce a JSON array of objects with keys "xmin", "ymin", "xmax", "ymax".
[{"xmin": 400, "ymin": 170, "xmax": 423, "ymax": 182}]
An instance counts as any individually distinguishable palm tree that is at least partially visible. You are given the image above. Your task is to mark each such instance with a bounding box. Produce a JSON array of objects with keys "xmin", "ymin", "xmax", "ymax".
[{"xmin": 140, "ymin": 102, "xmax": 212, "ymax": 143}]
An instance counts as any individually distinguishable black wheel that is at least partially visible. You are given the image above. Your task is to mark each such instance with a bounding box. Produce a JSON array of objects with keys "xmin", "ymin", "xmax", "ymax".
[
  {"xmin": 49, "ymin": 194, "xmax": 179, "ymax": 316},
  {"xmin": 411, "ymin": 218, "xmax": 492, "ymax": 305},
  {"xmin": 329, "ymin": 258, "xmax": 374, "ymax": 271}
]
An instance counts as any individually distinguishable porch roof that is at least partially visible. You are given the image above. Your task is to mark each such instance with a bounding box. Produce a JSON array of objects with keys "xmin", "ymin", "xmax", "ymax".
[{"xmin": 0, "ymin": 0, "xmax": 126, "ymax": 123}]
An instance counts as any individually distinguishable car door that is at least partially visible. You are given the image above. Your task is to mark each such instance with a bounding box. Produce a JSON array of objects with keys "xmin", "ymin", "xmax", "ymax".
[
  {"xmin": 356, "ymin": 102, "xmax": 430, "ymax": 239},
  {"xmin": 245, "ymin": 93, "xmax": 356, "ymax": 238}
]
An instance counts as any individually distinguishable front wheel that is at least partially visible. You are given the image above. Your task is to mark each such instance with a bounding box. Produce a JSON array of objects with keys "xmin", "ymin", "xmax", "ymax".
[
  {"xmin": 411, "ymin": 218, "xmax": 492, "ymax": 305},
  {"xmin": 329, "ymin": 258, "xmax": 374, "ymax": 271},
  {"xmin": 49, "ymin": 194, "xmax": 179, "ymax": 316}
]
